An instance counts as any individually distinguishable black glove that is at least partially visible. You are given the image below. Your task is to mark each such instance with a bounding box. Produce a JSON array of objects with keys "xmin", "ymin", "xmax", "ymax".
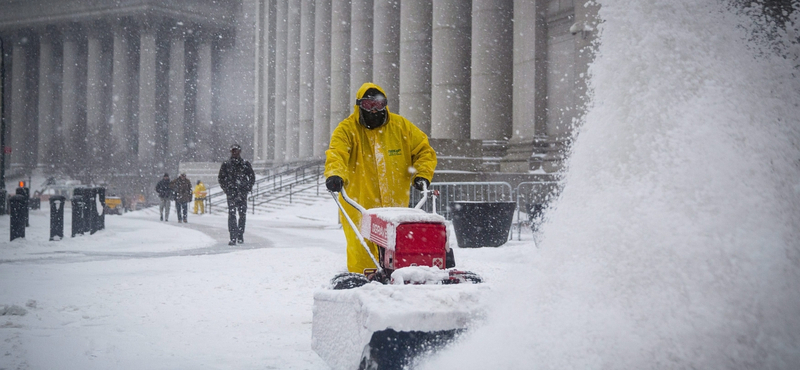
[
  {"xmin": 413, "ymin": 177, "xmax": 430, "ymax": 192},
  {"xmin": 326, "ymin": 176, "xmax": 344, "ymax": 192}
]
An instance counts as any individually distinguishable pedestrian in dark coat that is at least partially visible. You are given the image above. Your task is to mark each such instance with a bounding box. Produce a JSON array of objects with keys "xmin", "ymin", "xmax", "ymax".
[
  {"xmin": 170, "ymin": 173, "xmax": 193, "ymax": 223},
  {"xmin": 218, "ymin": 144, "xmax": 256, "ymax": 245},
  {"xmin": 155, "ymin": 173, "xmax": 172, "ymax": 221}
]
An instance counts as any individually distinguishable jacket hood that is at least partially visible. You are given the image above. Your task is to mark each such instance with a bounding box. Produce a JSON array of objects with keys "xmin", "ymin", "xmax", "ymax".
[{"xmin": 352, "ymin": 82, "xmax": 391, "ymax": 117}]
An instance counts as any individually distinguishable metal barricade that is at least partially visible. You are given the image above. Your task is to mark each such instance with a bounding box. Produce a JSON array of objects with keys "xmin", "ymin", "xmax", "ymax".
[
  {"xmin": 514, "ymin": 181, "xmax": 560, "ymax": 240},
  {"xmin": 410, "ymin": 182, "xmax": 514, "ymax": 220}
]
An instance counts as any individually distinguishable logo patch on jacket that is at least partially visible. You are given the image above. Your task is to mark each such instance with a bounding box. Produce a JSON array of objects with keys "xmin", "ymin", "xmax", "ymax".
[{"xmin": 388, "ymin": 149, "xmax": 402, "ymax": 156}]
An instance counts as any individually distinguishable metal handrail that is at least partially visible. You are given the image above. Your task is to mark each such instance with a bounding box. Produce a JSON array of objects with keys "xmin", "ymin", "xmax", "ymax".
[
  {"xmin": 250, "ymin": 181, "xmax": 324, "ymax": 212},
  {"xmin": 205, "ymin": 159, "xmax": 323, "ymax": 200},
  {"xmin": 207, "ymin": 163, "xmax": 323, "ymax": 208}
]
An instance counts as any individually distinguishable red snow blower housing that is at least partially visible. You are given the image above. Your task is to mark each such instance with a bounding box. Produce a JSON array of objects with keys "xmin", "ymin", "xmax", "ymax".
[{"xmin": 330, "ymin": 184, "xmax": 482, "ymax": 286}]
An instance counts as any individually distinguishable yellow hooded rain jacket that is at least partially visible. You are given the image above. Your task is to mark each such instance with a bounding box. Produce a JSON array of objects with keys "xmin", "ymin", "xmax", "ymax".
[{"xmin": 325, "ymin": 82, "xmax": 437, "ymax": 273}]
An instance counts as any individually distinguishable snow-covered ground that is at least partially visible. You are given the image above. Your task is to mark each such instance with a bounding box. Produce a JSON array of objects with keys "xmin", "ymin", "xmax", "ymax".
[{"xmin": 0, "ymin": 194, "xmax": 527, "ymax": 369}]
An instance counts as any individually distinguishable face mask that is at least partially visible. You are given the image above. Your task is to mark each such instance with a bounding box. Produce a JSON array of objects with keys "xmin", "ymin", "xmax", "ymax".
[{"xmin": 359, "ymin": 109, "xmax": 387, "ymax": 129}]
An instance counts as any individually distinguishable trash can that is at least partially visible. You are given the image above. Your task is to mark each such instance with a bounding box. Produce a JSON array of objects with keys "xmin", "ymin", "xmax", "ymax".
[
  {"xmin": 451, "ymin": 201, "xmax": 516, "ymax": 248},
  {"xmin": 50, "ymin": 195, "xmax": 66, "ymax": 241}
]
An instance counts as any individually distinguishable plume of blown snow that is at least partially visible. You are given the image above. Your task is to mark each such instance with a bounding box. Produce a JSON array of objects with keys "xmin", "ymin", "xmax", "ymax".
[{"xmin": 420, "ymin": 0, "xmax": 800, "ymax": 368}]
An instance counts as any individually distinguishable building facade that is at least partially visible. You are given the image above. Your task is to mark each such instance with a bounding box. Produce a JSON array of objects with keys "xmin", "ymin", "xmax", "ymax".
[
  {"xmin": 253, "ymin": 0, "xmax": 598, "ymax": 183},
  {"xmin": 0, "ymin": 0, "xmax": 597, "ymax": 192}
]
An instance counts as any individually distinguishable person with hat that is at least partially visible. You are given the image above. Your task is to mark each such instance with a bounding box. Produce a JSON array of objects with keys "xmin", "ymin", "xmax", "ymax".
[
  {"xmin": 170, "ymin": 173, "xmax": 193, "ymax": 223},
  {"xmin": 324, "ymin": 82, "xmax": 437, "ymax": 274},
  {"xmin": 218, "ymin": 144, "xmax": 256, "ymax": 245},
  {"xmin": 155, "ymin": 173, "xmax": 173, "ymax": 221}
]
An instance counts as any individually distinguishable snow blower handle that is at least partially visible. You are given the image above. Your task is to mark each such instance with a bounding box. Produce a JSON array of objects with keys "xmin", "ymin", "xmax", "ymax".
[
  {"xmin": 330, "ymin": 189, "xmax": 383, "ymax": 275},
  {"xmin": 414, "ymin": 181, "xmax": 430, "ymax": 210}
]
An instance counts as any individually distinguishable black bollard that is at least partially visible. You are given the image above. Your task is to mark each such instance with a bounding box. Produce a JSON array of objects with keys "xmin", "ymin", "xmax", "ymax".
[
  {"xmin": 85, "ymin": 188, "xmax": 99, "ymax": 235},
  {"xmin": 76, "ymin": 188, "xmax": 93, "ymax": 235},
  {"xmin": 9, "ymin": 195, "xmax": 26, "ymax": 241},
  {"xmin": 71, "ymin": 193, "xmax": 85, "ymax": 237},
  {"xmin": 76, "ymin": 188, "xmax": 92, "ymax": 234},
  {"xmin": 0, "ymin": 189, "xmax": 7, "ymax": 215},
  {"xmin": 49, "ymin": 195, "xmax": 66, "ymax": 241},
  {"xmin": 15, "ymin": 187, "xmax": 29, "ymax": 227}
]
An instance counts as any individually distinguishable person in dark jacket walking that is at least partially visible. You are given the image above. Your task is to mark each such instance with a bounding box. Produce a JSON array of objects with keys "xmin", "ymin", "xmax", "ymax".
[
  {"xmin": 170, "ymin": 173, "xmax": 193, "ymax": 223},
  {"xmin": 218, "ymin": 144, "xmax": 256, "ymax": 245},
  {"xmin": 155, "ymin": 173, "xmax": 172, "ymax": 221}
]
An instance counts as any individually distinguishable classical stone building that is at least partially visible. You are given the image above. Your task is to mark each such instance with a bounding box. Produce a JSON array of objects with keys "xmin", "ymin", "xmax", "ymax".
[
  {"xmin": 1, "ymin": 0, "xmax": 597, "ymax": 192},
  {"xmin": 0, "ymin": 0, "xmax": 256, "ymax": 194}
]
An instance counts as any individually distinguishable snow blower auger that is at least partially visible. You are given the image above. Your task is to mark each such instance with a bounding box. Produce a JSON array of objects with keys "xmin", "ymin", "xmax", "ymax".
[{"xmin": 312, "ymin": 185, "xmax": 488, "ymax": 370}]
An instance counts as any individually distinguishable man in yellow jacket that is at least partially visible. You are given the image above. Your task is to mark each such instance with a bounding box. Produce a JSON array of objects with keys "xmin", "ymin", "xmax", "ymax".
[
  {"xmin": 193, "ymin": 180, "xmax": 207, "ymax": 214},
  {"xmin": 325, "ymin": 82, "xmax": 437, "ymax": 274}
]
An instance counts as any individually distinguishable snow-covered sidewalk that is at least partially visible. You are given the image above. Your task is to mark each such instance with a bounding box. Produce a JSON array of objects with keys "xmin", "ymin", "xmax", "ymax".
[{"xmin": 0, "ymin": 197, "xmax": 529, "ymax": 369}]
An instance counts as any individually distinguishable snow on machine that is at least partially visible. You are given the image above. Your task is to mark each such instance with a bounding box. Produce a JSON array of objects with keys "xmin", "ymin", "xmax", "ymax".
[{"xmin": 312, "ymin": 185, "xmax": 488, "ymax": 370}]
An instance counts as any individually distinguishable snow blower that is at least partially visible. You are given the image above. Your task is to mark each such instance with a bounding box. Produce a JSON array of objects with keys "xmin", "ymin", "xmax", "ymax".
[{"xmin": 312, "ymin": 185, "xmax": 488, "ymax": 370}]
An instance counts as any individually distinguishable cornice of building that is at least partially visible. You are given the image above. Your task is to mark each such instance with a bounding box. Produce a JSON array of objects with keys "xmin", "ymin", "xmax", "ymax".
[{"xmin": 0, "ymin": 0, "xmax": 237, "ymax": 31}]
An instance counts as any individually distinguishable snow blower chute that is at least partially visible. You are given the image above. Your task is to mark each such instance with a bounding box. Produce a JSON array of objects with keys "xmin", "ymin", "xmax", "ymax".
[{"xmin": 312, "ymin": 185, "xmax": 488, "ymax": 370}]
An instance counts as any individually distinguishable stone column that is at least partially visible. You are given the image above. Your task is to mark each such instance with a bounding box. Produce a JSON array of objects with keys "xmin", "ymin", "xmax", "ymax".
[
  {"xmin": 37, "ymin": 29, "xmax": 58, "ymax": 168},
  {"xmin": 167, "ymin": 29, "xmax": 186, "ymax": 168},
  {"xmin": 111, "ymin": 22, "xmax": 133, "ymax": 158},
  {"xmin": 313, "ymin": 0, "xmax": 332, "ymax": 157},
  {"xmin": 373, "ymin": 0, "xmax": 400, "ymax": 104},
  {"xmin": 137, "ymin": 21, "xmax": 158, "ymax": 166},
  {"xmin": 502, "ymin": 0, "xmax": 541, "ymax": 172},
  {"xmin": 61, "ymin": 25, "xmax": 83, "ymax": 167},
  {"xmin": 399, "ymin": 0, "xmax": 432, "ymax": 133},
  {"xmin": 471, "ymin": 0, "xmax": 513, "ymax": 171},
  {"xmin": 329, "ymin": 0, "xmax": 351, "ymax": 133},
  {"xmin": 298, "ymin": 0, "xmax": 315, "ymax": 159},
  {"xmin": 194, "ymin": 37, "xmax": 214, "ymax": 161},
  {"xmin": 273, "ymin": 0, "xmax": 288, "ymax": 162},
  {"xmin": 431, "ymin": 0, "xmax": 471, "ymax": 139},
  {"xmin": 264, "ymin": 0, "xmax": 277, "ymax": 161},
  {"xmin": 350, "ymin": 0, "xmax": 373, "ymax": 93},
  {"xmin": 9, "ymin": 32, "xmax": 33, "ymax": 172},
  {"xmin": 86, "ymin": 23, "xmax": 107, "ymax": 160},
  {"xmin": 471, "ymin": 0, "xmax": 513, "ymax": 140},
  {"xmin": 254, "ymin": 0, "xmax": 273, "ymax": 162},
  {"xmin": 285, "ymin": 0, "xmax": 301, "ymax": 160}
]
